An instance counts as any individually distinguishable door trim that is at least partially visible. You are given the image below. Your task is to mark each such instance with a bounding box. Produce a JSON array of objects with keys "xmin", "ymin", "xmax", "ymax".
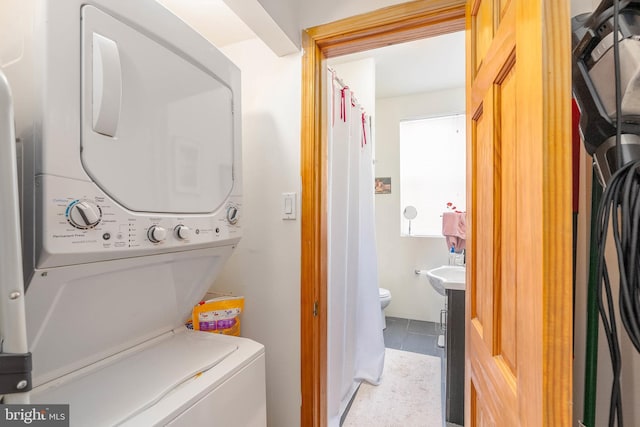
[{"xmin": 300, "ymin": 1, "xmax": 466, "ymax": 425}]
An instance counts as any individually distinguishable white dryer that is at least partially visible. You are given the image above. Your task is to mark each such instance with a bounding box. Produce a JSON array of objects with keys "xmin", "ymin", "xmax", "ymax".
[{"xmin": 0, "ymin": 0, "xmax": 265, "ymax": 425}]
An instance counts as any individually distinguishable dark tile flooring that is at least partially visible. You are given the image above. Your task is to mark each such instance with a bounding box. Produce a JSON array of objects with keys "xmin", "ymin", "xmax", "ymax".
[{"xmin": 383, "ymin": 316, "xmax": 445, "ymax": 358}]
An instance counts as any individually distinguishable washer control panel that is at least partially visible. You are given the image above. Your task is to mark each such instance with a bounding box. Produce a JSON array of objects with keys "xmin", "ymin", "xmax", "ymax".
[{"xmin": 38, "ymin": 175, "xmax": 241, "ymax": 268}]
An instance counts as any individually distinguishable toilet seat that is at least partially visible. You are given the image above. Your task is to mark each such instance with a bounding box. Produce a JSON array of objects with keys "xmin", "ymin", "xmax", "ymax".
[{"xmin": 379, "ymin": 288, "xmax": 391, "ymax": 330}]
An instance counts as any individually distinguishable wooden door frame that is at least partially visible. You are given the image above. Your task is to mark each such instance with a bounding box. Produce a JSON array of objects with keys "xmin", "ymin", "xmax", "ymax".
[{"xmin": 300, "ymin": 1, "xmax": 466, "ymax": 425}]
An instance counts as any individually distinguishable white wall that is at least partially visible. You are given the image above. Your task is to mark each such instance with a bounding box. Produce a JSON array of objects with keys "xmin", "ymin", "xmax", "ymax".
[
  {"xmin": 299, "ymin": 0, "xmax": 407, "ymax": 31},
  {"xmin": 243, "ymin": 0, "xmax": 411, "ymax": 49},
  {"xmin": 375, "ymin": 87, "xmax": 465, "ymax": 322},
  {"xmin": 256, "ymin": 0, "xmax": 300, "ymax": 47},
  {"xmin": 214, "ymin": 38, "xmax": 302, "ymax": 427},
  {"xmin": 571, "ymin": 0, "xmax": 601, "ymax": 16}
]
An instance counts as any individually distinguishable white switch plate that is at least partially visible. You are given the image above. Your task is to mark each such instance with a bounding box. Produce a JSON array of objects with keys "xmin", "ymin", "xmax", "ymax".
[{"xmin": 282, "ymin": 192, "xmax": 297, "ymax": 220}]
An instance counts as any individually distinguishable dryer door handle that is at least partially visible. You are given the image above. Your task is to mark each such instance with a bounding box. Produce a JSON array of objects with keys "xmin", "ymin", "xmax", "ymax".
[{"xmin": 92, "ymin": 33, "xmax": 122, "ymax": 137}]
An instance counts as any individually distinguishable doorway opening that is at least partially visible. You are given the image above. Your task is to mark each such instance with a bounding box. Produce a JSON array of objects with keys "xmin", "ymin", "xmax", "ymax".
[
  {"xmin": 326, "ymin": 32, "xmax": 465, "ymax": 425},
  {"xmin": 299, "ymin": 1, "xmax": 466, "ymax": 425}
]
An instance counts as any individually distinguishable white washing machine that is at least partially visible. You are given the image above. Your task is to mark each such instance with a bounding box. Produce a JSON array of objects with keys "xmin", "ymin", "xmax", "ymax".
[{"xmin": 0, "ymin": 0, "xmax": 266, "ymax": 425}]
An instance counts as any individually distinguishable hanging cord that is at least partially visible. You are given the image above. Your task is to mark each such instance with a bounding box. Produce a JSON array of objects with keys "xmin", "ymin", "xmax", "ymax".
[
  {"xmin": 596, "ymin": 165, "xmax": 623, "ymax": 427},
  {"xmin": 583, "ymin": 3, "xmax": 640, "ymax": 423},
  {"xmin": 598, "ymin": 4, "xmax": 622, "ymax": 424},
  {"xmin": 596, "ymin": 159, "xmax": 640, "ymax": 427}
]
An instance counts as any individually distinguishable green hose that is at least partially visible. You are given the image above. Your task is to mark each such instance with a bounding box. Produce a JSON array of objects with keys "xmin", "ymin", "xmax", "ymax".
[{"xmin": 583, "ymin": 167, "xmax": 602, "ymax": 427}]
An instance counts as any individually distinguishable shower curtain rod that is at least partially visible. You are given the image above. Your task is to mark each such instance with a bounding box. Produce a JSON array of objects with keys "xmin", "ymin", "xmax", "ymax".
[
  {"xmin": 328, "ymin": 67, "xmax": 347, "ymax": 89},
  {"xmin": 328, "ymin": 67, "xmax": 364, "ymax": 112}
]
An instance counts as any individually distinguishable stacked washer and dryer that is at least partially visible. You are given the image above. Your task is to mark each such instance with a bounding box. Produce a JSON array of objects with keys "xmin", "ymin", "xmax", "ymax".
[{"xmin": 0, "ymin": 0, "xmax": 266, "ymax": 425}]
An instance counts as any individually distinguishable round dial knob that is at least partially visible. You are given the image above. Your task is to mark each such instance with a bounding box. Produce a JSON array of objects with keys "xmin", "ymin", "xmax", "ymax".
[
  {"xmin": 147, "ymin": 225, "xmax": 167, "ymax": 243},
  {"xmin": 67, "ymin": 200, "xmax": 102, "ymax": 229},
  {"xmin": 174, "ymin": 225, "xmax": 191, "ymax": 240},
  {"xmin": 226, "ymin": 205, "xmax": 239, "ymax": 225}
]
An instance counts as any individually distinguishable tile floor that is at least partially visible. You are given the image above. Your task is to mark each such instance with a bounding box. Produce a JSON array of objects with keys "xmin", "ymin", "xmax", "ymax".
[{"xmin": 383, "ymin": 316, "xmax": 444, "ymax": 358}]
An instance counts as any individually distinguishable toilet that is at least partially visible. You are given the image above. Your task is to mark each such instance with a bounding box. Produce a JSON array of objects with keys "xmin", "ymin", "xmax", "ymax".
[{"xmin": 379, "ymin": 288, "xmax": 392, "ymax": 329}]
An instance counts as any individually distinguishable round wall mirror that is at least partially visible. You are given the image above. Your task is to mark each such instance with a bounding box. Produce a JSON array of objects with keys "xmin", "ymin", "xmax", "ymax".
[
  {"xmin": 403, "ymin": 206, "xmax": 418, "ymax": 235},
  {"xmin": 403, "ymin": 206, "xmax": 418, "ymax": 220}
]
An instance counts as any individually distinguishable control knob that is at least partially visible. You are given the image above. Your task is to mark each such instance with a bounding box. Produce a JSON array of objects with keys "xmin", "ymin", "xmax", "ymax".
[
  {"xmin": 174, "ymin": 225, "xmax": 191, "ymax": 240},
  {"xmin": 147, "ymin": 225, "xmax": 167, "ymax": 243},
  {"xmin": 226, "ymin": 205, "xmax": 239, "ymax": 225},
  {"xmin": 67, "ymin": 200, "xmax": 102, "ymax": 229}
]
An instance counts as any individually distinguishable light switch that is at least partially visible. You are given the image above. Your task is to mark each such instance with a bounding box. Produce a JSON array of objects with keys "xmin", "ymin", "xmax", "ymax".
[{"xmin": 282, "ymin": 192, "xmax": 297, "ymax": 220}]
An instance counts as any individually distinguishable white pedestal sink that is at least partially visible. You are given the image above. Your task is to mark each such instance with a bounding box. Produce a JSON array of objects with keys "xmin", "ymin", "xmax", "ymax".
[{"xmin": 425, "ymin": 265, "xmax": 466, "ymax": 296}]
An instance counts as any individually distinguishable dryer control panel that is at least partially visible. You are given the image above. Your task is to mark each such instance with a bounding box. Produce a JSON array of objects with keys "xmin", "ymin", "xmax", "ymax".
[{"xmin": 36, "ymin": 175, "xmax": 242, "ymax": 268}]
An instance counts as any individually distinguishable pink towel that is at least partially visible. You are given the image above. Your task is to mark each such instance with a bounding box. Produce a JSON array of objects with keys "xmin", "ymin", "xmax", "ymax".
[{"xmin": 442, "ymin": 212, "xmax": 466, "ymax": 252}]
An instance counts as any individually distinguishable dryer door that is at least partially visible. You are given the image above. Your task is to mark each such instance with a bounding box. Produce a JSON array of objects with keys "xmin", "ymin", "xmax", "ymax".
[{"xmin": 81, "ymin": 5, "xmax": 235, "ymax": 214}]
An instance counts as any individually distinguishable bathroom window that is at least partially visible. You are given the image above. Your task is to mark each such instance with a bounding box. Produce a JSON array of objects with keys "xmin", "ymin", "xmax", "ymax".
[{"xmin": 399, "ymin": 114, "xmax": 466, "ymax": 237}]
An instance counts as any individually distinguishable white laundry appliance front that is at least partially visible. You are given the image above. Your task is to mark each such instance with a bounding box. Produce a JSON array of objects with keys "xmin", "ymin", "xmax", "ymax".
[{"xmin": 0, "ymin": 0, "xmax": 266, "ymax": 425}]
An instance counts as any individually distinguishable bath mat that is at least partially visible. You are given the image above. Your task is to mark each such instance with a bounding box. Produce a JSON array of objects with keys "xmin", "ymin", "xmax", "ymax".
[{"xmin": 342, "ymin": 348, "xmax": 442, "ymax": 427}]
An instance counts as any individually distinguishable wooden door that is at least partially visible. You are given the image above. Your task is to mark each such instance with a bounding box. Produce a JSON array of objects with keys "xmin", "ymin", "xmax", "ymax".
[{"xmin": 466, "ymin": 0, "xmax": 572, "ymax": 425}]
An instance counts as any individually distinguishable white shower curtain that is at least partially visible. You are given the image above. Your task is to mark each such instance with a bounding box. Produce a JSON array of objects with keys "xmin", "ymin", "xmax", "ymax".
[{"xmin": 327, "ymin": 69, "xmax": 385, "ymax": 427}]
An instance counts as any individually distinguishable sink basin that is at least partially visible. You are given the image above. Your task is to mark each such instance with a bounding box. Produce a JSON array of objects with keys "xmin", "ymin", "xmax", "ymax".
[{"xmin": 425, "ymin": 265, "xmax": 466, "ymax": 295}]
